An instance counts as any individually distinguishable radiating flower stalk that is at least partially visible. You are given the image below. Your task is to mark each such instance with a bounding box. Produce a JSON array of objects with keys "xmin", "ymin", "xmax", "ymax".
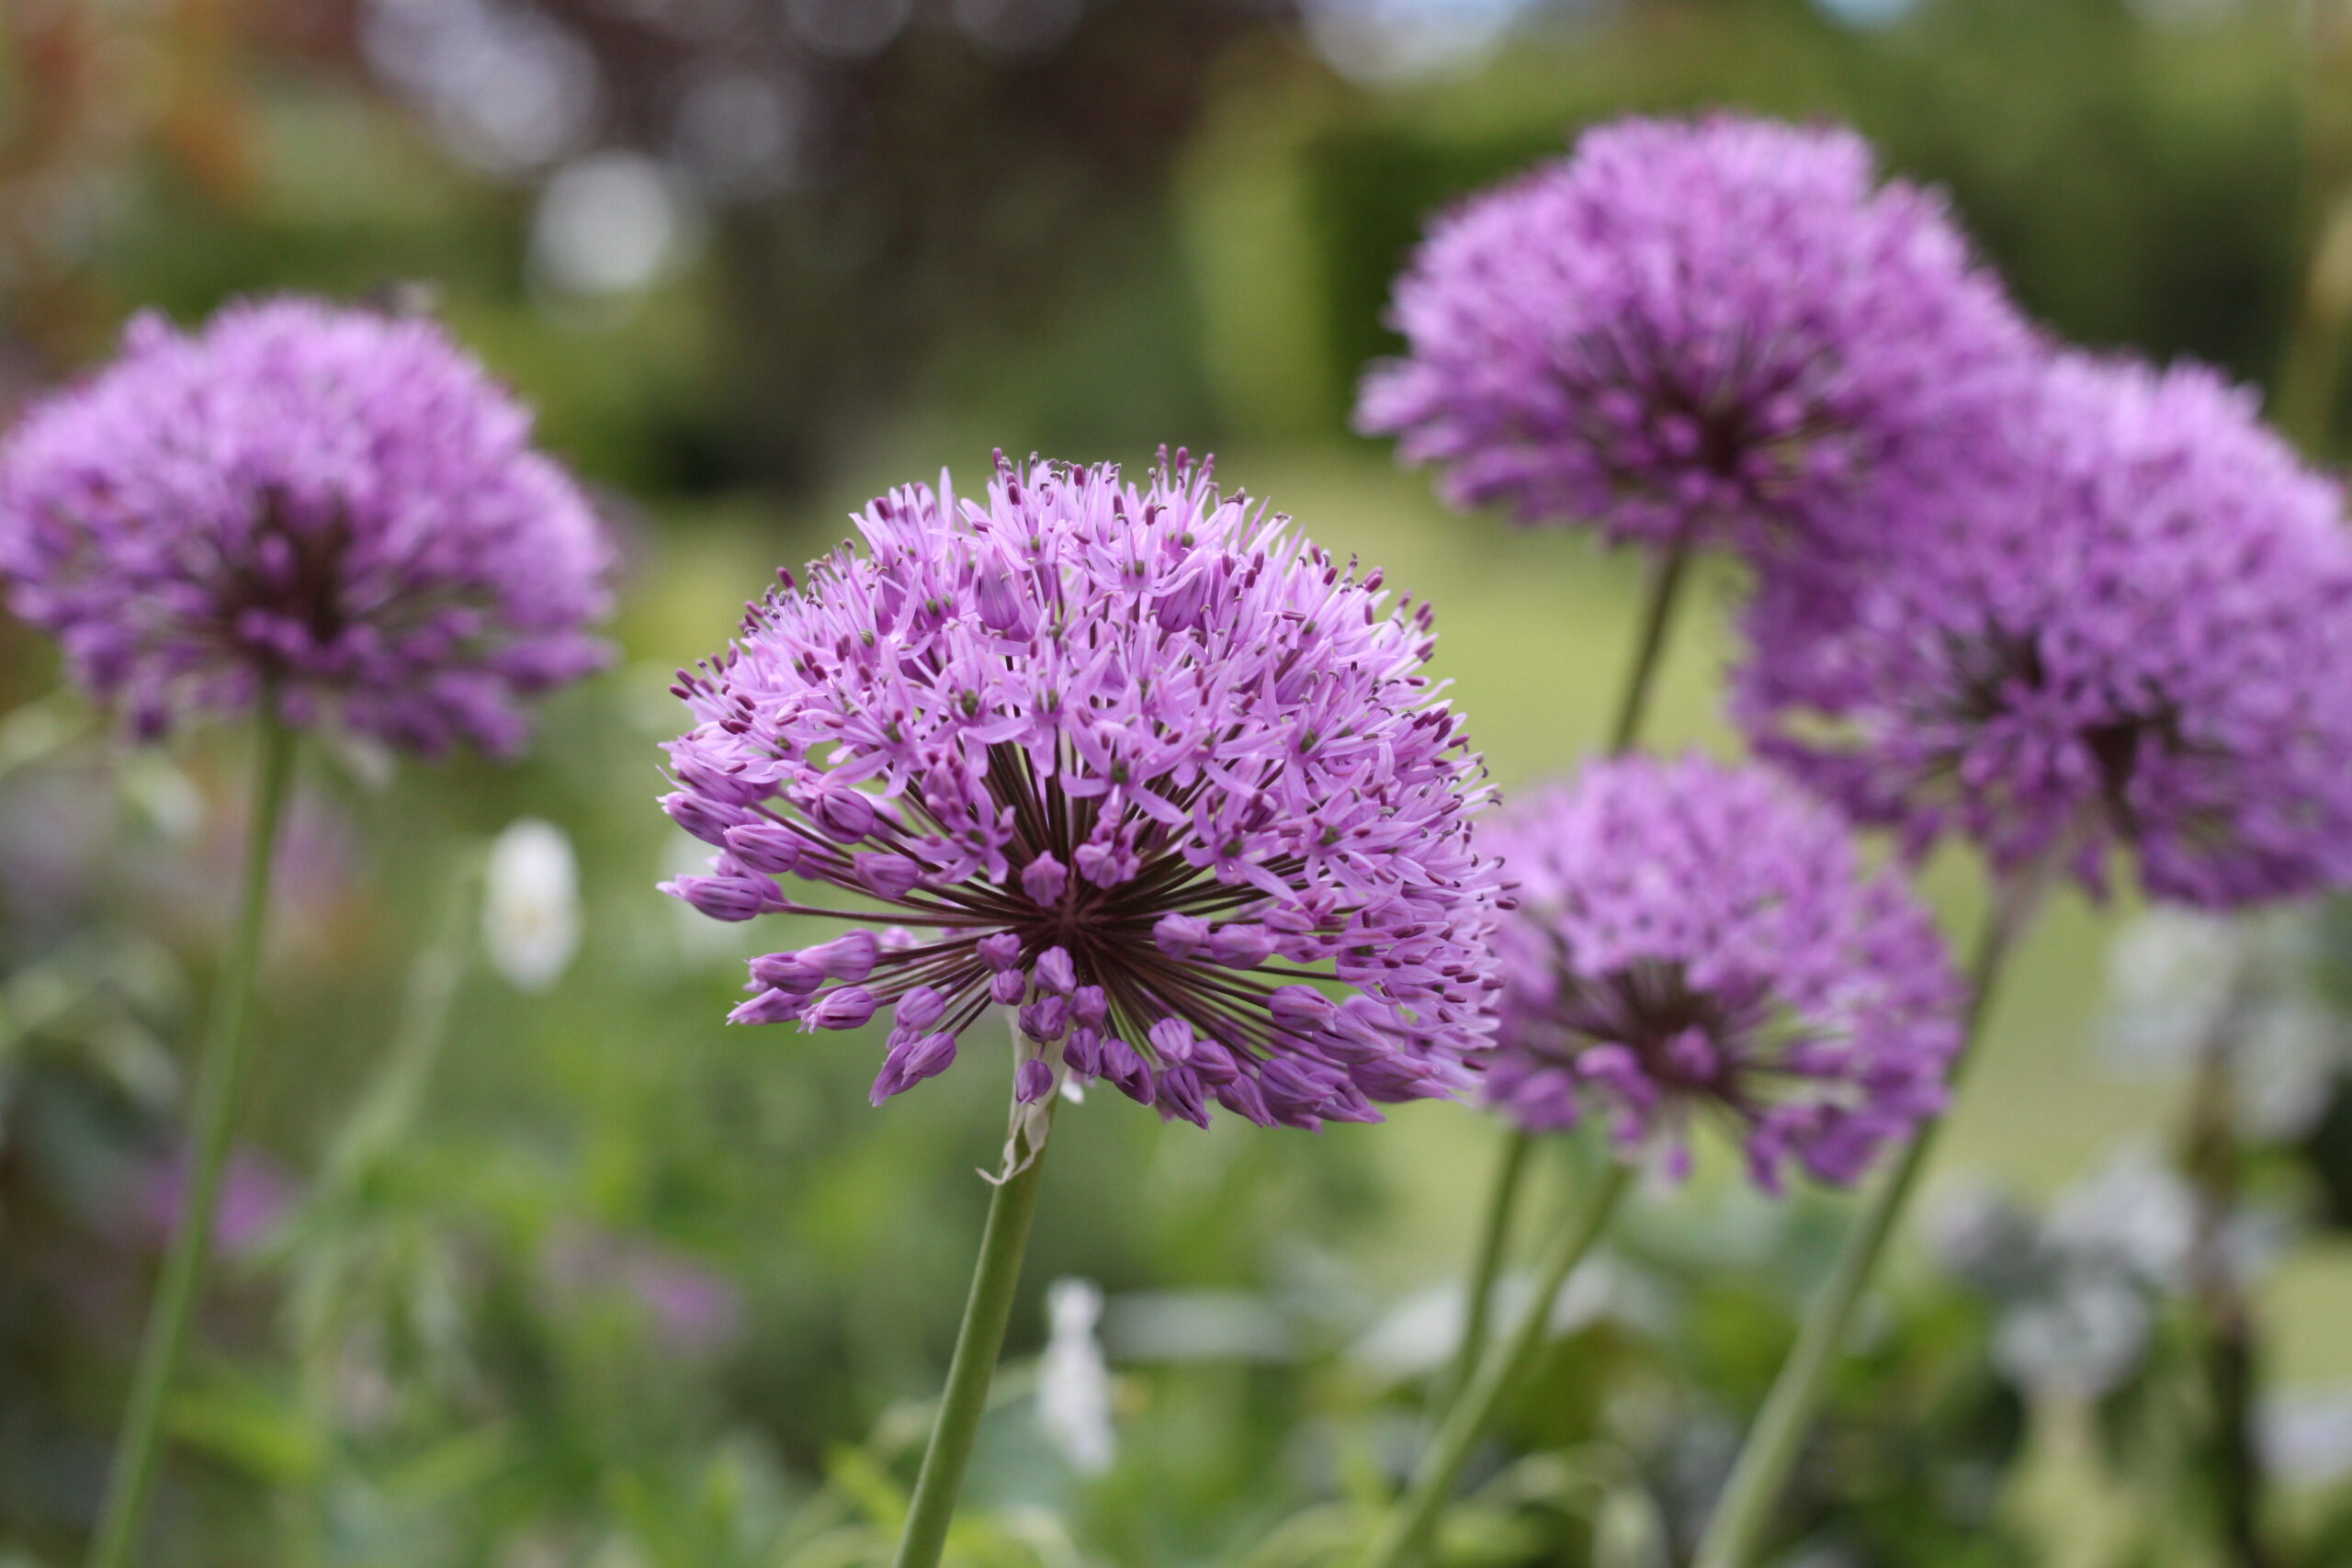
[{"xmin": 85, "ymin": 707, "xmax": 297, "ymax": 1568}]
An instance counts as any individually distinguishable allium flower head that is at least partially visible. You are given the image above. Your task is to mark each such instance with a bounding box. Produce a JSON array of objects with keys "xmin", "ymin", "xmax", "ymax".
[
  {"xmin": 0, "ymin": 299, "xmax": 614, "ymax": 753},
  {"xmin": 1483, "ymin": 755, "xmax": 1961, "ymax": 1191},
  {"xmin": 660, "ymin": 452, "xmax": 1505, "ymax": 1130},
  {"xmin": 1738, "ymin": 352, "xmax": 2352, "ymax": 908},
  {"xmin": 1357, "ymin": 114, "xmax": 2030, "ymax": 556}
]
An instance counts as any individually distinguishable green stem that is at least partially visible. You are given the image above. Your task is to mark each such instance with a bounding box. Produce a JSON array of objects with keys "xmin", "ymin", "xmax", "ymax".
[
  {"xmin": 890, "ymin": 1111, "xmax": 1055, "ymax": 1568},
  {"xmin": 1606, "ymin": 540, "xmax": 1691, "ymax": 756},
  {"xmin": 87, "ymin": 710, "xmax": 298, "ymax": 1568},
  {"xmin": 288, "ymin": 852, "xmax": 483, "ymax": 1567},
  {"xmin": 1690, "ymin": 879, "xmax": 2039, "ymax": 1568},
  {"xmin": 1358, "ymin": 1158, "xmax": 1635, "ymax": 1568},
  {"xmin": 1442, "ymin": 1130, "xmax": 1533, "ymax": 1410},
  {"xmin": 2177, "ymin": 974, "xmax": 2274, "ymax": 1568},
  {"xmin": 1437, "ymin": 538, "xmax": 1690, "ymax": 1431}
]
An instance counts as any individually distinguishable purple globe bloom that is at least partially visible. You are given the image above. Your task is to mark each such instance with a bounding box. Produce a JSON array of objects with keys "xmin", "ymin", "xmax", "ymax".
[
  {"xmin": 660, "ymin": 452, "xmax": 1506, "ymax": 1130},
  {"xmin": 1484, "ymin": 755, "xmax": 1961, "ymax": 1192},
  {"xmin": 1357, "ymin": 114, "xmax": 2031, "ymax": 558},
  {"xmin": 0, "ymin": 299, "xmax": 614, "ymax": 754},
  {"xmin": 1737, "ymin": 353, "xmax": 2352, "ymax": 910}
]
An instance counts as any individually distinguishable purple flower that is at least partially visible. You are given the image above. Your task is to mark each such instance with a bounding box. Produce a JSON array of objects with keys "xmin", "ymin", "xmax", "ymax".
[
  {"xmin": 1484, "ymin": 755, "xmax": 1961, "ymax": 1192},
  {"xmin": 1737, "ymin": 353, "xmax": 2352, "ymax": 909},
  {"xmin": 138, "ymin": 1145, "xmax": 299, "ymax": 1258},
  {"xmin": 660, "ymin": 452, "xmax": 1506, "ymax": 1129},
  {"xmin": 0, "ymin": 299, "xmax": 615, "ymax": 755},
  {"xmin": 1357, "ymin": 114, "xmax": 2030, "ymax": 558}
]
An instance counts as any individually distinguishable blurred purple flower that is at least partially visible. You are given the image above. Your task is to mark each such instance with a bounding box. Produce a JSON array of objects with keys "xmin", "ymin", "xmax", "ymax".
[
  {"xmin": 1482, "ymin": 755, "xmax": 1962, "ymax": 1192},
  {"xmin": 659, "ymin": 452, "xmax": 1505, "ymax": 1130},
  {"xmin": 0, "ymin": 299, "xmax": 615, "ymax": 756},
  {"xmin": 138, "ymin": 1145, "xmax": 299, "ymax": 1258},
  {"xmin": 1738, "ymin": 352, "xmax": 2352, "ymax": 908},
  {"xmin": 541, "ymin": 1225, "xmax": 745, "ymax": 1355},
  {"xmin": 1357, "ymin": 114, "xmax": 2031, "ymax": 559}
]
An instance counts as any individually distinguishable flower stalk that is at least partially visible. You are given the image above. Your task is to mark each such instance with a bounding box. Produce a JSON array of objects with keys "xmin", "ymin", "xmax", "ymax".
[
  {"xmin": 1357, "ymin": 1156, "xmax": 1634, "ymax": 1568},
  {"xmin": 1690, "ymin": 872, "xmax": 2042, "ymax": 1568},
  {"xmin": 891, "ymin": 1094, "xmax": 1056, "ymax": 1568},
  {"xmin": 87, "ymin": 708, "xmax": 298, "ymax": 1568},
  {"xmin": 1442, "ymin": 538, "xmax": 1688, "ymax": 1411}
]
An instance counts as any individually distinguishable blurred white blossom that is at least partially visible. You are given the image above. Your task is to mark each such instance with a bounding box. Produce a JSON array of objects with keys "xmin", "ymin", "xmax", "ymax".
[
  {"xmin": 530, "ymin": 152, "xmax": 700, "ymax": 299},
  {"xmin": 1348, "ymin": 1255, "xmax": 1664, "ymax": 1382},
  {"xmin": 364, "ymin": 0, "xmax": 600, "ymax": 175},
  {"xmin": 1037, "ymin": 1278, "xmax": 1115, "ymax": 1475},
  {"xmin": 2263, "ymin": 1385, "xmax": 2352, "ymax": 1487},
  {"xmin": 484, "ymin": 819, "xmax": 582, "ymax": 991},
  {"xmin": 2102, "ymin": 907, "xmax": 2346, "ymax": 1140},
  {"xmin": 1932, "ymin": 1148, "xmax": 2235, "ymax": 1400}
]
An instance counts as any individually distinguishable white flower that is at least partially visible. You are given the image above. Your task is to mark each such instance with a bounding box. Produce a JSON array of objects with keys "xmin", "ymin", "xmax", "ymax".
[
  {"xmin": 2101, "ymin": 907, "xmax": 2346, "ymax": 1139},
  {"xmin": 2045, "ymin": 1146, "xmax": 2195, "ymax": 1289},
  {"xmin": 2103, "ymin": 908, "xmax": 2249, "ymax": 1069},
  {"xmin": 483, "ymin": 818, "xmax": 582, "ymax": 991},
  {"xmin": 1036, "ymin": 1277, "xmax": 1114, "ymax": 1475},
  {"xmin": 2263, "ymin": 1385, "xmax": 2352, "ymax": 1487},
  {"xmin": 1991, "ymin": 1272, "xmax": 2152, "ymax": 1399}
]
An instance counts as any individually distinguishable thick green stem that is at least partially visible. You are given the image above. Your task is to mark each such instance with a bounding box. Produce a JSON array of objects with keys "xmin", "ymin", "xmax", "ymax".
[
  {"xmin": 1606, "ymin": 540, "xmax": 1691, "ymax": 756},
  {"xmin": 1358, "ymin": 1158, "xmax": 1634, "ymax": 1568},
  {"xmin": 87, "ymin": 711, "xmax": 298, "ymax": 1568},
  {"xmin": 1437, "ymin": 539, "xmax": 1690, "ymax": 1430},
  {"xmin": 2177, "ymin": 973, "xmax": 2274, "ymax": 1568},
  {"xmin": 890, "ymin": 1112, "xmax": 1054, "ymax": 1568},
  {"xmin": 1691, "ymin": 881, "xmax": 2038, "ymax": 1568},
  {"xmin": 1442, "ymin": 1130, "xmax": 1533, "ymax": 1410},
  {"xmin": 2277, "ymin": 5, "xmax": 2352, "ymax": 455}
]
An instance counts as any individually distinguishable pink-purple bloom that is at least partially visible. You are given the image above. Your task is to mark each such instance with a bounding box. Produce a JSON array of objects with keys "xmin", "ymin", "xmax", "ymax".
[
  {"xmin": 1357, "ymin": 114, "xmax": 2030, "ymax": 558},
  {"xmin": 660, "ymin": 452, "xmax": 1506, "ymax": 1130},
  {"xmin": 1484, "ymin": 755, "xmax": 1961, "ymax": 1191},
  {"xmin": 0, "ymin": 299, "xmax": 614, "ymax": 754},
  {"xmin": 1738, "ymin": 353, "xmax": 2352, "ymax": 909}
]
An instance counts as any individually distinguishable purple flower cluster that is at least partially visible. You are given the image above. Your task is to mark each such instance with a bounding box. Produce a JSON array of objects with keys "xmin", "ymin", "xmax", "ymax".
[
  {"xmin": 1357, "ymin": 114, "xmax": 2030, "ymax": 558},
  {"xmin": 660, "ymin": 453, "xmax": 1506, "ymax": 1129},
  {"xmin": 1738, "ymin": 353, "xmax": 2352, "ymax": 909},
  {"xmin": 0, "ymin": 299, "xmax": 614, "ymax": 755},
  {"xmin": 1482, "ymin": 755, "xmax": 1961, "ymax": 1191}
]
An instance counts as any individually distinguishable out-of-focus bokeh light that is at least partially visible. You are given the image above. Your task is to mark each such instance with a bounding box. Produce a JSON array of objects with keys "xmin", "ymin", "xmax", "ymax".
[{"xmin": 529, "ymin": 151, "xmax": 698, "ymax": 298}]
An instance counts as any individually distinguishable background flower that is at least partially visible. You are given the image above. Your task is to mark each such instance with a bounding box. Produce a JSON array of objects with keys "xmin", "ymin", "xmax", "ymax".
[
  {"xmin": 1481, "ymin": 754, "xmax": 1962, "ymax": 1190},
  {"xmin": 483, "ymin": 818, "xmax": 583, "ymax": 993},
  {"xmin": 1357, "ymin": 114, "xmax": 2032, "ymax": 559},
  {"xmin": 0, "ymin": 299, "xmax": 615, "ymax": 755},
  {"xmin": 1739, "ymin": 352, "xmax": 2352, "ymax": 908}
]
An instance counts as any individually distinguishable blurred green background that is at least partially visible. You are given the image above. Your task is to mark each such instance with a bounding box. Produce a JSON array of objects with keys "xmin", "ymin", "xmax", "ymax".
[{"xmin": 4, "ymin": 1, "xmax": 2352, "ymax": 1564}]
